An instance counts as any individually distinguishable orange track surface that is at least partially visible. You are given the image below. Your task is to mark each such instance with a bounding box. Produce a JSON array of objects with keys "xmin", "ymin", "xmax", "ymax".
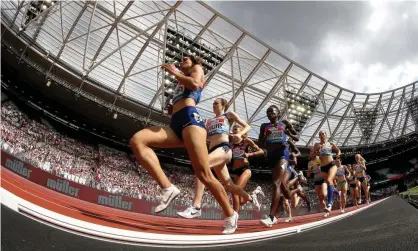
[{"xmin": 1, "ymin": 167, "xmax": 368, "ymax": 235}]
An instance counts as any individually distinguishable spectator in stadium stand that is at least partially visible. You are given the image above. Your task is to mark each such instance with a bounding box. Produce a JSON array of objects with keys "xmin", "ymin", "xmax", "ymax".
[
  {"xmin": 314, "ymin": 131, "xmax": 342, "ymax": 217},
  {"xmin": 177, "ymin": 98, "xmax": 262, "ymax": 219},
  {"xmin": 129, "ymin": 56, "xmax": 239, "ymax": 234},
  {"xmin": 257, "ymin": 105, "xmax": 299, "ymax": 227}
]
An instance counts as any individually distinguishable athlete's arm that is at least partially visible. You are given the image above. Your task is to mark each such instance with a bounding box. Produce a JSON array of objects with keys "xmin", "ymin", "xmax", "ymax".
[
  {"xmin": 288, "ymin": 140, "xmax": 301, "ymax": 157},
  {"xmin": 227, "ymin": 111, "xmax": 251, "ymax": 137},
  {"xmin": 345, "ymin": 166, "xmax": 351, "ymax": 179},
  {"xmin": 163, "ymin": 64, "xmax": 204, "ymax": 91},
  {"xmin": 331, "ymin": 143, "xmax": 341, "ymax": 159},
  {"xmin": 244, "ymin": 138, "xmax": 265, "ymax": 158},
  {"xmin": 307, "ymin": 162, "xmax": 312, "ymax": 178},
  {"xmin": 282, "ymin": 119, "xmax": 299, "ymax": 141},
  {"xmin": 258, "ymin": 123, "xmax": 266, "ymax": 147}
]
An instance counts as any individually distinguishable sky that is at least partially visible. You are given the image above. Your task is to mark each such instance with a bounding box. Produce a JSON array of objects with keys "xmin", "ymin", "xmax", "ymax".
[{"xmin": 207, "ymin": 1, "xmax": 418, "ymax": 93}]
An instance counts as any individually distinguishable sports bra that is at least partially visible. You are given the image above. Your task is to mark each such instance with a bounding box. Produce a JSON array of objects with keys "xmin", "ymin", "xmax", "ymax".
[
  {"xmin": 355, "ymin": 164, "xmax": 364, "ymax": 172},
  {"xmin": 206, "ymin": 113, "xmax": 230, "ymax": 136},
  {"xmin": 309, "ymin": 159, "xmax": 321, "ymax": 174},
  {"xmin": 171, "ymin": 74, "xmax": 205, "ymax": 105},
  {"xmin": 232, "ymin": 141, "xmax": 248, "ymax": 160},
  {"xmin": 264, "ymin": 121, "xmax": 287, "ymax": 144},
  {"xmin": 336, "ymin": 165, "xmax": 346, "ymax": 177},
  {"xmin": 319, "ymin": 142, "xmax": 333, "ymax": 156}
]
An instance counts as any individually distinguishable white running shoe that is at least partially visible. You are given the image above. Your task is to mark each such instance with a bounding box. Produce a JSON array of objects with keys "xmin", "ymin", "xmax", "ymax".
[
  {"xmin": 154, "ymin": 185, "xmax": 180, "ymax": 213},
  {"xmin": 340, "ymin": 209, "xmax": 345, "ymax": 214},
  {"xmin": 323, "ymin": 212, "xmax": 330, "ymax": 218},
  {"xmin": 285, "ymin": 217, "xmax": 293, "ymax": 223},
  {"xmin": 177, "ymin": 206, "xmax": 201, "ymax": 219},
  {"xmin": 260, "ymin": 216, "xmax": 278, "ymax": 227},
  {"xmin": 254, "ymin": 186, "xmax": 265, "ymax": 197},
  {"xmin": 358, "ymin": 199, "xmax": 362, "ymax": 204},
  {"xmin": 222, "ymin": 211, "xmax": 239, "ymax": 234},
  {"xmin": 250, "ymin": 193, "xmax": 261, "ymax": 211}
]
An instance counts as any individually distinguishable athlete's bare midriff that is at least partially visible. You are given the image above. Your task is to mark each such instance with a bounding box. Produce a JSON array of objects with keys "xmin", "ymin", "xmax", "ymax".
[
  {"xmin": 208, "ymin": 133, "xmax": 229, "ymax": 150},
  {"xmin": 319, "ymin": 156, "xmax": 334, "ymax": 166},
  {"xmin": 232, "ymin": 158, "xmax": 249, "ymax": 169},
  {"xmin": 172, "ymin": 98, "xmax": 197, "ymax": 114}
]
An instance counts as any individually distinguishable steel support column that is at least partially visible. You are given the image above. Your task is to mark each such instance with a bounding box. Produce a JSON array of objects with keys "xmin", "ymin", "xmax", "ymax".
[
  {"xmin": 46, "ymin": 3, "xmax": 89, "ymax": 75},
  {"xmin": 390, "ymin": 87, "xmax": 406, "ymax": 139},
  {"xmin": 225, "ymin": 49, "xmax": 271, "ymax": 109},
  {"xmin": 306, "ymin": 87, "xmax": 341, "ymax": 145},
  {"xmin": 343, "ymin": 95, "xmax": 369, "ymax": 146},
  {"xmin": 247, "ymin": 63, "xmax": 293, "ymax": 123},
  {"xmin": 402, "ymin": 82, "xmax": 417, "ymax": 135},
  {"xmin": 114, "ymin": 2, "xmax": 181, "ymax": 95},
  {"xmin": 329, "ymin": 94, "xmax": 356, "ymax": 142},
  {"xmin": 296, "ymin": 74, "xmax": 312, "ymax": 96},
  {"xmin": 359, "ymin": 94, "xmax": 382, "ymax": 145},
  {"xmin": 373, "ymin": 92, "xmax": 395, "ymax": 143}
]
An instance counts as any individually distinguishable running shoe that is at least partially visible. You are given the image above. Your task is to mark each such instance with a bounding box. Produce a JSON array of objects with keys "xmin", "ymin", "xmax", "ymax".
[
  {"xmin": 154, "ymin": 185, "xmax": 180, "ymax": 213},
  {"xmin": 222, "ymin": 211, "xmax": 239, "ymax": 234},
  {"xmin": 251, "ymin": 193, "xmax": 261, "ymax": 211},
  {"xmin": 340, "ymin": 209, "xmax": 345, "ymax": 214},
  {"xmin": 260, "ymin": 216, "xmax": 278, "ymax": 227},
  {"xmin": 284, "ymin": 217, "xmax": 293, "ymax": 223},
  {"xmin": 323, "ymin": 212, "xmax": 330, "ymax": 218},
  {"xmin": 253, "ymin": 186, "xmax": 265, "ymax": 197},
  {"xmin": 177, "ymin": 206, "xmax": 201, "ymax": 219}
]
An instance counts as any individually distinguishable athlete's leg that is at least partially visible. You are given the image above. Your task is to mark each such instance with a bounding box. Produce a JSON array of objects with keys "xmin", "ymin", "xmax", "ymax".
[
  {"xmin": 192, "ymin": 148, "xmax": 232, "ymax": 208},
  {"xmin": 182, "ymin": 126, "xmax": 234, "ymax": 218},
  {"xmin": 341, "ymin": 182, "xmax": 348, "ymax": 211},
  {"xmin": 231, "ymin": 169, "xmax": 252, "ymax": 212},
  {"xmin": 130, "ymin": 126, "xmax": 183, "ymax": 189}
]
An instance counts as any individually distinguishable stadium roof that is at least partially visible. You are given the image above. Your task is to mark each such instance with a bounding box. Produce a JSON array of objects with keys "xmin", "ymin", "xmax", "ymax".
[{"xmin": 1, "ymin": 1, "xmax": 417, "ymax": 147}]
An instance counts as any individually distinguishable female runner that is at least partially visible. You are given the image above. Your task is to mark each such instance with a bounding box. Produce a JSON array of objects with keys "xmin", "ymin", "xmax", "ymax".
[
  {"xmin": 354, "ymin": 154, "xmax": 369, "ymax": 204},
  {"xmin": 258, "ymin": 105, "xmax": 299, "ymax": 227},
  {"xmin": 335, "ymin": 159, "xmax": 350, "ymax": 213},
  {"xmin": 130, "ymin": 57, "xmax": 238, "ymax": 234},
  {"xmin": 229, "ymin": 124, "xmax": 265, "ymax": 213},
  {"xmin": 307, "ymin": 146, "xmax": 327, "ymax": 212},
  {"xmin": 284, "ymin": 148, "xmax": 312, "ymax": 222},
  {"xmin": 177, "ymin": 98, "xmax": 261, "ymax": 219},
  {"xmin": 314, "ymin": 131, "xmax": 341, "ymax": 217},
  {"xmin": 347, "ymin": 164, "xmax": 359, "ymax": 207}
]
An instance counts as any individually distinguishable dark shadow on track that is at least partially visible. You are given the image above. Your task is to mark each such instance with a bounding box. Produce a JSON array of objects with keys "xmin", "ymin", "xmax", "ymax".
[{"xmin": 1, "ymin": 196, "xmax": 418, "ymax": 251}]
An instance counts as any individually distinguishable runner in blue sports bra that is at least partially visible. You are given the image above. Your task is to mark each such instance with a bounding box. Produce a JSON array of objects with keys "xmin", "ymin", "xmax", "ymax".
[
  {"xmin": 177, "ymin": 98, "xmax": 262, "ymax": 220},
  {"xmin": 258, "ymin": 105, "xmax": 299, "ymax": 227},
  {"xmin": 130, "ymin": 56, "xmax": 238, "ymax": 234}
]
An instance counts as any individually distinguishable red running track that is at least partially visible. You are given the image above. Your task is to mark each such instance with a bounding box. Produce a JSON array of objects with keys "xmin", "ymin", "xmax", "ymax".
[{"xmin": 1, "ymin": 167, "xmax": 369, "ymax": 235}]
